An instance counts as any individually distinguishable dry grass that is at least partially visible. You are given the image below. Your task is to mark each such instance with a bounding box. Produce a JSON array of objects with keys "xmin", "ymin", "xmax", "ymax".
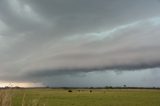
[
  {"xmin": 0, "ymin": 90, "xmax": 12, "ymax": 106},
  {"xmin": 0, "ymin": 90, "xmax": 43, "ymax": 106}
]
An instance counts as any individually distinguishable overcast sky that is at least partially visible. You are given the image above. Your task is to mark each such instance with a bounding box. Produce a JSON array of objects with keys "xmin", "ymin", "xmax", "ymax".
[{"xmin": 0, "ymin": 0, "xmax": 160, "ymax": 87}]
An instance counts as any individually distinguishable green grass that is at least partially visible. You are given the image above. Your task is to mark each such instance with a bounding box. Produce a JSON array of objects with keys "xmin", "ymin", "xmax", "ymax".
[{"xmin": 1, "ymin": 89, "xmax": 160, "ymax": 106}]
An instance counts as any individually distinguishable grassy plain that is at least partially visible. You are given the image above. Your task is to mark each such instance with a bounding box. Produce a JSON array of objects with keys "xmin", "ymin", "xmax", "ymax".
[{"xmin": 0, "ymin": 89, "xmax": 160, "ymax": 106}]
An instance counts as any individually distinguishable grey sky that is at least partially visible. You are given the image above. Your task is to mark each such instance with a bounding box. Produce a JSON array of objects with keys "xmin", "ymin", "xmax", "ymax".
[{"xmin": 0, "ymin": 0, "xmax": 160, "ymax": 87}]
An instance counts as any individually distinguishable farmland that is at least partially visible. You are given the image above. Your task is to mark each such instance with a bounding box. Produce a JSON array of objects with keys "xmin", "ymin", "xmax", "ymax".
[{"xmin": 1, "ymin": 89, "xmax": 160, "ymax": 106}]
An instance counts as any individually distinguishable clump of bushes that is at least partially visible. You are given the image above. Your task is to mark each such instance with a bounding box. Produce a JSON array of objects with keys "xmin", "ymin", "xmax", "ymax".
[{"xmin": 68, "ymin": 90, "xmax": 72, "ymax": 92}]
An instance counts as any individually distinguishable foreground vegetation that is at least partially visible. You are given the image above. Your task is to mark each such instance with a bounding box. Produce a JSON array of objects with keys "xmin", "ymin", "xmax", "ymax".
[{"xmin": 0, "ymin": 88, "xmax": 160, "ymax": 106}]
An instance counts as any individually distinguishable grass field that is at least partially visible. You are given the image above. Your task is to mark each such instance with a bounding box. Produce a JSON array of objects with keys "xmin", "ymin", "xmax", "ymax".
[{"xmin": 0, "ymin": 89, "xmax": 160, "ymax": 106}]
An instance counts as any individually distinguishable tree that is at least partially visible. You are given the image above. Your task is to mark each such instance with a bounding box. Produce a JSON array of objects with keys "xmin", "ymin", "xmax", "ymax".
[{"xmin": 123, "ymin": 85, "xmax": 127, "ymax": 88}]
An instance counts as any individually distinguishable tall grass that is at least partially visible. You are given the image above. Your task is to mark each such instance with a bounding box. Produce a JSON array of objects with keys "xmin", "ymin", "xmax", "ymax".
[
  {"xmin": 0, "ymin": 90, "xmax": 12, "ymax": 106},
  {"xmin": 0, "ymin": 90, "xmax": 43, "ymax": 106}
]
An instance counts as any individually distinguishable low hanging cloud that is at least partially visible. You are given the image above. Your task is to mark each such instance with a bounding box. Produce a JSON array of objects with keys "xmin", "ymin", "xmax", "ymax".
[{"xmin": 0, "ymin": 0, "xmax": 160, "ymax": 83}]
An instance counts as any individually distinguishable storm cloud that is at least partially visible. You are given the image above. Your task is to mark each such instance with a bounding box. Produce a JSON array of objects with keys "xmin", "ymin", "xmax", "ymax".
[{"xmin": 0, "ymin": 0, "xmax": 160, "ymax": 86}]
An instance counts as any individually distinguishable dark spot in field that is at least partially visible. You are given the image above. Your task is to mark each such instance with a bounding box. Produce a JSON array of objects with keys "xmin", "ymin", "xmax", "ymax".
[{"xmin": 68, "ymin": 90, "xmax": 72, "ymax": 92}]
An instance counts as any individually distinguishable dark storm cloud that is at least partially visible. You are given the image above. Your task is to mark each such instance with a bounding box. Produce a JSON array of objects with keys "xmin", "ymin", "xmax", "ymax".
[
  {"xmin": 27, "ymin": 62, "xmax": 160, "ymax": 78},
  {"xmin": 19, "ymin": 0, "xmax": 160, "ymax": 35},
  {"xmin": 0, "ymin": 0, "xmax": 160, "ymax": 86}
]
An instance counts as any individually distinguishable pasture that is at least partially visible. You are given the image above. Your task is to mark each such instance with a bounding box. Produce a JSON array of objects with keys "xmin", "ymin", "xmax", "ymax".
[{"xmin": 0, "ymin": 89, "xmax": 160, "ymax": 106}]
